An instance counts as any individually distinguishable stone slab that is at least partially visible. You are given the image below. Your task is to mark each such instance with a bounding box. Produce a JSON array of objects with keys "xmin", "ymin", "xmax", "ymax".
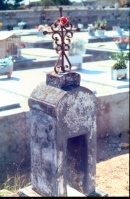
[
  {"xmin": 41, "ymin": 62, "xmax": 129, "ymax": 89},
  {"xmin": 19, "ymin": 185, "xmax": 108, "ymax": 197},
  {"xmin": 11, "ymin": 28, "xmax": 38, "ymax": 36},
  {"xmin": 5, "ymin": 29, "xmax": 128, "ymax": 51},
  {"xmin": 14, "ymin": 48, "xmax": 93, "ymax": 70},
  {"xmin": 20, "ymin": 31, "xmax": 120, "ymax": 47},
  {"xmin": 0, "ymin": 90, "xmax": 20, "ymax": 111},
  {"xmin": 23, "ymin": 41, "xmax": 53, "ymax": 49},
  {"xmin": 21, "ymin": 35, "xmax": 52, "ymax": 42},
  {"xmin": 76, "ymin": 68, "xmax": 129, "ymax": 89},
  {"xmin": 0, "ymin": 61, "xmax": 129, "ymax": 114},
  {"xmin": 20, "ymin": 48, "xmax": 93, "ymax": 61},
  {"xmin": 76, "ymin": 30, "xmax": 121, "ymax": 43},
  {"xmin": 14, "ymin": 57, "xmax": 36, "ymax": 63},
  {"xmin": 18, "ymin": 40, "xmax": 129, "ymax": 72},
  {"xmin": 86, "ymin": 41, "xmax": 130, "ymax": 52},
  {"xmin": 11, "ymin": 29, "xmax": 122, "ymax": 38},
  {"xmin": 21, "ymin": 35, "xmax": 53, "ymax": 48},
  {"xmin": 85, "ymin": 41, "xmax": 129, "ymax": 62},
  {"xmin": 20, "ymin": 48, "xmax": 58, "ymax": 58}
]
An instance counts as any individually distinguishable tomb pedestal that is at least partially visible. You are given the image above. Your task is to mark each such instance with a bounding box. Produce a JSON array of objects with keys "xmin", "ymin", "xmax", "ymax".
[{"xmin": 27, "ymin": 71, "xmax": 97, "ymax": 196}]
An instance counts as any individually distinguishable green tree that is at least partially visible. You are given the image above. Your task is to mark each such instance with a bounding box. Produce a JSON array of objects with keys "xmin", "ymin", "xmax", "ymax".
[
  {"xmin": 0, "ymin": 0, "xmax": 10, "ymax": 10},
  {"xmin": 0, "ymin": 0, "xmax": 23, "ymax": 10},
  {"xmin": 53, "ymin": 0, "xmax": 71, "ymax": 5},
  {"xmin": 39, "ymin": 0, "xmax": 71, "ymax": 7},
  {"xmin": 12, "ymin": 0, "xmax": 23, "ymax": 9},
  {"xmin": 39, "ymin": 0, "xmax": 55, "ymax": 7}
]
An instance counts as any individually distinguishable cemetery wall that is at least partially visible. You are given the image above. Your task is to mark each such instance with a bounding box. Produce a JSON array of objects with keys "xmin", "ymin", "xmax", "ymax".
[
  {"xmin": 0, "ymin": 111, "xmax": 31, "ymax": 168},
  {"xmin": 0, "ymin": 90, "xmax": 129, "ymax": 167},
  {"xmin": 0, "ymin": 8, "xmax": 129, "ymax": 30}
]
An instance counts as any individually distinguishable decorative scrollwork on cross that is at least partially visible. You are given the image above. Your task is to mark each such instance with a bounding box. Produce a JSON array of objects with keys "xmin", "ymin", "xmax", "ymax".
[{"xmin": 43, "ymin": 7, "xmax": 80, "ymax": 74}]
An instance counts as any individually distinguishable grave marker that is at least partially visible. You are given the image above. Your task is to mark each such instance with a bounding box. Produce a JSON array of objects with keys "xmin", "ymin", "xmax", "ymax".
[
  {"xmin": 19, "ymin": 7, "xmax": 108, "ymax": 197},
  {"xmin": 28, "ymin": 71, "xmax": 97, "ymax": 196}
]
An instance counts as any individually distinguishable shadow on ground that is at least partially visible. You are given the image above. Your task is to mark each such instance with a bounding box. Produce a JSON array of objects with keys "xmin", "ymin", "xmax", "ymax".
[{"xmin": 97, "ymin": 132, "xmax": 129, "ymax": 163}]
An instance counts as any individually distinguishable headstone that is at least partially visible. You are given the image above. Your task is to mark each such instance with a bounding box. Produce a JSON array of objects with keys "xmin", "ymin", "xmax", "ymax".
[{"xmin": 28, "ymin": 71, "xmax": 97, "ymax": 196}]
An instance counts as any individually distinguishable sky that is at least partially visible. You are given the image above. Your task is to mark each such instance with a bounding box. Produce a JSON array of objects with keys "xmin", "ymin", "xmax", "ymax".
[{"xmin": 24, "ymin": 0, "xmax": 82, "ymax": 5}]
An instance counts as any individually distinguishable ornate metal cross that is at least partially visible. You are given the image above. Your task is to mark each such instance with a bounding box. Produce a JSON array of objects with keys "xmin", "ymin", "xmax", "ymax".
[{"xmin": 43, "ymin": 7, "xmax": 80, "ymax": 74}]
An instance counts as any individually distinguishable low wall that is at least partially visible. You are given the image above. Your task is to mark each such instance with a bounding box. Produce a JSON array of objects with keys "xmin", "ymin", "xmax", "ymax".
[
  {"xmin": 97, "ymin": 91, "xmax": 129, "ymax": 138},
  {"xmin": 0, "ymin": 111, "xmax": 31, "ymax": 168},
  {"xmin": 0, "ymin": 90, "xmax": 129, "ymax": 167},
  {"xmin": 0, "ymin": 8, "xmax": 129, "ymax": 30}
]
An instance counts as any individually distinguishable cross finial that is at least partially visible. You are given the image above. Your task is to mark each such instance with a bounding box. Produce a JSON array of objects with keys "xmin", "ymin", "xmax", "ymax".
[
  {"xmin": 59, "ymin": 6, "xmax": 62, "ymax": 17},
  {"xmin": 43, "ymin": 7, "xmax": 80, "ymax": 74}
]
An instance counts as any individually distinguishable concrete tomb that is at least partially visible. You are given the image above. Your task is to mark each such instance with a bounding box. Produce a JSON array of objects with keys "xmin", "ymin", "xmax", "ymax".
[{"xmin": 27, "ymin": 71, "xmax": 99, "ymax": 196}]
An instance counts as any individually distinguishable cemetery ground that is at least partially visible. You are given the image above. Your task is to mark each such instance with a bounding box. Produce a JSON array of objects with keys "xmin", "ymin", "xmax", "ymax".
[{"xmin": 0, "ymin": 130, "xmax": 129, "ymax": 197}]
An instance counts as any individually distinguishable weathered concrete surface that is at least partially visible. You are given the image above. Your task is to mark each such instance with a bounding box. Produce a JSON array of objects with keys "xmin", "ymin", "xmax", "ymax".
[
  {"xmin": 14, "ymin": 48, "xmax": 93, "ymax": 71},
  {"xmin": 28, "ymin": 72, "xmax": 97, "ymax": 196},
  {"xmin": 0, "ymin": 90, "xmax": 20, "ymax": 111},
  {"xmin": 19, "ymin": 185, "xmax": 108, "ymax": 197},
  {"xmin": 14, "ymin": 40, "xmax": 129, "ymax": 71},
  {"xmin": 46, "ymin": 71, "xmax": 80, "ymax": 88},
  {"xmin": 19, "ymin": 186, "xmax": 41, "ymax": 197},
  {"xmin": 0, "ymin": 110, "xmax": 30, "ymax": 167},
  {"xmin": 97, "ymin": 91, "xmax": 129, "ymax": 138},
  {"xmin": 86, "ymin": 41, "xmax": 129, "ymax": 62},
  {"xmin": 21, "ymin": 35, "xmax": 53, "ymax": 49}
]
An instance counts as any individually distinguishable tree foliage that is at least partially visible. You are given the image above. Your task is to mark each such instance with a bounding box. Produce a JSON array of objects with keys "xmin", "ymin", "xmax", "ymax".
[
  {"xmin": 0, "ymin": 0, "xmax": 23, "ymax": 10},
  {"xmin": 0, "ymin": 0, "xmax": 10, "ymax": 10},
  {"xmin": 13, "ymin": 0, "xmax": 23, "ymax": 9},
  {"xmin": 39, "ymin": 0, "xmax": 71, "ymax": 7},
  {"xmin": 0, "ymin": 0, "xmax": 71, "ymax": 10},
  {"xmin": 39, "ymin": 0, "xmax": 55, "ymax": 7},
  {"xmin": 53, "ymin": 0, "xmax": 71, "ymax": 5}
]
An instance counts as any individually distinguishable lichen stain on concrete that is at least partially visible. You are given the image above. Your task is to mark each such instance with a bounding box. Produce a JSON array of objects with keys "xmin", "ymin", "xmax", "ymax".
[
  {"xmin": 58, "ymin": 91, "xmax": 96, "ymax": 134},
  {"xmin": 29, "ymin": 72, "xmax": 97, "ymax": 196}
]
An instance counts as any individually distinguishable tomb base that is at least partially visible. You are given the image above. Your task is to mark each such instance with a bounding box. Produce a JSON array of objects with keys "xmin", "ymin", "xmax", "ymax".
[{"xmin": 19, "ymin": 185, "xmax": 108, "ymax": 197}]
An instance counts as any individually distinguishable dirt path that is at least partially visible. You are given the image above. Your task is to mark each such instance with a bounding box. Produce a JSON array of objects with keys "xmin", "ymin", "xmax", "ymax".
[{"xmin": 96, "ymin": 132, "xmax": 129, "ymax": 197}]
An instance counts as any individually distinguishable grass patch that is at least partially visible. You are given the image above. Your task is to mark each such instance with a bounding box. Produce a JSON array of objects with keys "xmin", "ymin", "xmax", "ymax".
[
  {"xmin": 0, "ymin": 173, "xmax": 31, "ymax": 194},
  {"xmin": 0, "ymin": 159, "xmax": 31, "ymax": 196}
]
